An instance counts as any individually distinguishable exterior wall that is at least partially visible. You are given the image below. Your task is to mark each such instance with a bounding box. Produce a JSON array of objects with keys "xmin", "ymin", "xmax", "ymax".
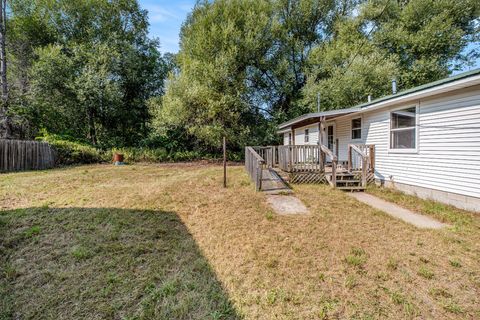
[
  {"xmin": 283, "ymin": 132, "xmax": 289, "ymax": 145},
  {"xmin": 380, "ymin": 180, "xmax": 480, "ymax": 212},
  {"xmin": 286, "ymin": 124, "xmax": 320, "ymax": 146},
  {"xmin": 358, "ymin": 84, "xmax": 480, "ymax": 202}
]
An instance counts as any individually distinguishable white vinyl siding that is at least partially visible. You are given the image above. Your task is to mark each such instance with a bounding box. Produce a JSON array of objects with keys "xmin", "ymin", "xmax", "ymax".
[
  {"xmin": 293, "ymin": 124, "xmax": 319, "ymax": 146},
  {"xmin": 283, "ymin": 133, "xmax": 289, "ymax": 145},
  {"xmin": 362, "ymin": 86, "xmax": 480, "ymax": 199},
  {"xmin": 328, "ymin": 85, "xmax": 480, "ymax": 199}
]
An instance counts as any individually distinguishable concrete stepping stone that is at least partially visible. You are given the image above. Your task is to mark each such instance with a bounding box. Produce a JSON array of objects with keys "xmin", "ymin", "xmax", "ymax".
[
  {"xmin": 349, "ymin": 192, "xmax": 448, "ymax": 229},
  {"xmin": 266, "ymin": 195, "xmax": 309, "ymax": 215}
]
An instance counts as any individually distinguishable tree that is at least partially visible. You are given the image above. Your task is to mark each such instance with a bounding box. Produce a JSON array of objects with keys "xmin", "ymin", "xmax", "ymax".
[
  {"xmin": 0, "ymin": 0, "xmax": 10, "ymax": 138},
  {"xmin": 7, "ymin": 0, "xmax": 166, "ymax": 146},
  {"xmin": 363, "ymin": 0, "xmax": 480, "ymax": 89},
  {"xmin": 301, "ymin": 0, "xmax": 480, "ymax": 111},
  {"xmin": 152, "ymin": 0, "xmax": 275, "ymax": 150}
]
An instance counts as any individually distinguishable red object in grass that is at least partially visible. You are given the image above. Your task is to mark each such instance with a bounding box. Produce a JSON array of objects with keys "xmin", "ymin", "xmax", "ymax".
[{"xmin": 113, "ymin": 153, "xmax": 124, "ymax": 163}]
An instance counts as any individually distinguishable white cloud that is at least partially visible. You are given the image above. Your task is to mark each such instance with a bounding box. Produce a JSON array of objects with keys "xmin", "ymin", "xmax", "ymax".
[{"xmin": 144, "ymin": 5, "xmax": 179, "ymax": 22}]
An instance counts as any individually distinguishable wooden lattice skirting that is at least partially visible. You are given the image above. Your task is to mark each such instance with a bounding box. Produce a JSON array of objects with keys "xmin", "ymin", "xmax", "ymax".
[
  {"xmin": 366, "ymin": 172, "xmax": 375, "ymax": 184},
  {"xmin": 352, "ymin": 171, "xmax": 376, "ymax": 185},
  {"xmin": 290, "ymin": 172, "xmax": 326, "ymax": 184}
]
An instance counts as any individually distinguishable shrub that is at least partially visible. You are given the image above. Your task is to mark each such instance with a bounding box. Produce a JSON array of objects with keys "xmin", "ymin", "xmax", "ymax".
[
  {"xmin": 37, "ymin": 132, "xmax": 104, "ymax": 165},
  {"xmin": 37, "ymin": 131, "xmax": 244, "ymax": 165}
]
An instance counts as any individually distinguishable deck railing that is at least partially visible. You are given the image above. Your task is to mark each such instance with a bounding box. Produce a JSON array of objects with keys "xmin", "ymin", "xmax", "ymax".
[
  {"xmin": 347, "ymin": 144, "xmax": 375, "ymax": 187},
  {"xmin": 277, "ymin": 145, "xmax": 324, "ymax": 173},
  {"xmin": 245, "ymin": 146, "xmax": 266, "ymax": 191},
  {"xmin": 252, "ymin": 146, "xmax": 277, "ymax": 168}
]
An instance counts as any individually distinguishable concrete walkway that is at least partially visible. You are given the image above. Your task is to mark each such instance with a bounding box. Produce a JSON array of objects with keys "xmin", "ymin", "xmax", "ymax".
[
  {"xmin": 266, "ymin": 195, "xmax": 309, "ymax": 215},
  {"xmin": 349, "ymin": 192, "xmax": 448, "ymax": 229}
]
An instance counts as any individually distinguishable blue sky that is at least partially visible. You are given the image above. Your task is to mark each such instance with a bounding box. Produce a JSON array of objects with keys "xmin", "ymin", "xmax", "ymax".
[
  {"xmin": 139, "ymin": 0, "xmax": 196, "ymax": 53},
  {"xmin": 139, "ymin": 0, "xmax": 479, "ymax": 73}
]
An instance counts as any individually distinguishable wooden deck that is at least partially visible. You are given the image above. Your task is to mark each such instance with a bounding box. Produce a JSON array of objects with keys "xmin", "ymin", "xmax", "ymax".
[{"xmin": 245, "ymin": 144, "xmax": 375, "ymax": 192}]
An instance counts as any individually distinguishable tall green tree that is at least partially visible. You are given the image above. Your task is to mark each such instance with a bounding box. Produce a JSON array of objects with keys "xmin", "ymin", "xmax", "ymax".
[
  {"xmin": 302, "ymin": 0, "xmax": 480, "ymax": 111},
  {"xmin": 0, "ymin": 0, "xmax": 11, "ymax": 138},
  {"xmin": 364, "ymin": 0, "xmax": 480, "ymax": 88},
  {"xmin": 152, "ymin": 0, "xmax": 275, "ymax": 149},
  {"xmin": 7, "ymin": 0, "xmax": 166, "ymax": 146}
]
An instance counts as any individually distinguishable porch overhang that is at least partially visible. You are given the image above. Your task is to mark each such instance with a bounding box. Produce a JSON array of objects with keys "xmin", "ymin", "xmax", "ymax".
[{"xmin": 276, "ymin": 107, "xmax": 359, "ymax": 134}]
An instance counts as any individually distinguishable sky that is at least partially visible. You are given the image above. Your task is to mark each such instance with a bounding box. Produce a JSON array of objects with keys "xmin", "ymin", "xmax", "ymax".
[
  {"xmin": 138, "ymin": 0, "xmax": 196, "ymax": 54},
  {"xmin": 138, "ymin": 0, "xmax": 479, "ymax": 73}
]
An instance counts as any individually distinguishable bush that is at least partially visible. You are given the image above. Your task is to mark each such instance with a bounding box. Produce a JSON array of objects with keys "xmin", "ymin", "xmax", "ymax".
[
  {"xmin": 37, "ymin": 131, "xmax": 244, "ymax": 165},
  {"xmin": 37, "ymin": 132, "xmax": 104, "ymax": 165}
]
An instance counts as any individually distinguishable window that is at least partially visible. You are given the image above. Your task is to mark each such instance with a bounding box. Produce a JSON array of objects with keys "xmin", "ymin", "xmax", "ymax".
[
  {"xmin": 288, "ymin": 133, "xmax": 292, "ymax": 145},
  {"xmin": 390, "ymin": 106, "xmax": 417, "ymax": 149},
  {"xmin": 304, "ymin": 129, "xmax": 309, "ymax": 143},
  {"xmin": 351, "ymin": 118, "xmax": 362, "ymax": 140},
  {"xmin": 327, "ymin": 126, "xmax": 334, "ymax": 150}
]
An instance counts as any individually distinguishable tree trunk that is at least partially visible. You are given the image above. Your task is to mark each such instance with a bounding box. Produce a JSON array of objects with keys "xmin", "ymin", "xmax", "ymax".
[
  {"xmin": 87, "ymin": 107, "xmax": 97, "ymax": 145},
  {"xmin": 0, "ymin": 0, "xmax": 10, "ymax": 139}
]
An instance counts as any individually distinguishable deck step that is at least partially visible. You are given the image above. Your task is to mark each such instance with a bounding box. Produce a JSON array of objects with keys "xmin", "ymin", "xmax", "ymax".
[
  {"xmin": 335, "ymin": 180, "xmax": 361, "ymax": 184},
  {"xmin": 337, "ymin": 186, "xmax": 366, "ymax": 191}
]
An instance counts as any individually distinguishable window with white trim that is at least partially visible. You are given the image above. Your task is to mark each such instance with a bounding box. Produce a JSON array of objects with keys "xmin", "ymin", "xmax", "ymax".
[
  {"xmin": 390, "ymin": 106, "xmax": 416, "ymax": 149},
  {"xmin": 351, "ymin": 118, "xmax": 361, "ymax": 140},
  {"xmin": 304, "ymin": 129, "xmax": 309, "ymax": 143}
]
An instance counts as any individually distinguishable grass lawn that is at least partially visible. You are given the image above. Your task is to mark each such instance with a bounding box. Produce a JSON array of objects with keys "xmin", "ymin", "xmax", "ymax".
[{"xmin": 1, "ymin": 163, "xmax": 479, "ymax": 319}]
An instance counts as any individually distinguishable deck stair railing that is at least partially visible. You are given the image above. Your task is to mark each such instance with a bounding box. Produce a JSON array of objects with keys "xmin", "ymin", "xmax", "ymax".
[
  {"xmin": 347, "ymin": 144, "xmax": 375, "ymax": 187},
  {"xmin": 319, "ymin": 144, "xmax": 337, "ymax": 186},
  {"xmin": 252, "ymin": 146, "xmax": 277, "ymax": 168},
  {"xmin": 245, "ymin": 146, "xmax": 266, "ymax": 191}
]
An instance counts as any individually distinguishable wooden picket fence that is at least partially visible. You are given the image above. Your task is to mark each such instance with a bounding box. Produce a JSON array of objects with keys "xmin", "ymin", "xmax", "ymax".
[{"xmin": 0, "ymin": 139, "xmax": 56, "ymax": 172}]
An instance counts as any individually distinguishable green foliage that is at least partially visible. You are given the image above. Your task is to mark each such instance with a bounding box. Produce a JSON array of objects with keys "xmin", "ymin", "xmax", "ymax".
[
  {"xmin": 152, "ymin": 0, "xmax": 275, "ymax": 150},
  {"xmin": 38, "ymin": 132, "xmax": 104, "ymax": 165},
  {"xmin": 4, "ymin": 0, "xmax": 480, "ymax": 152},
  {"xmin": 37, "ymin": 131, "xmax": 242, "ymax": 165},
  {"xmin": 303, "ymin": 17, "xmax": 399, "ymax": 110},
  {"xmin": 7, "ymin": 0, "xmax": 166, "ymax": 146}
]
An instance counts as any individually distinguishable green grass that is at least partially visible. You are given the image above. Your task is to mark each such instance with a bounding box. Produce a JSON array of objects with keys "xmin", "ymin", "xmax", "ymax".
[
  {"xmin": 344, "ymin": 247, "xmax": 367, "ymax": 268},
  {"xmin": 418, "ymin": 266, "xmax": 435, "ymax": 279},
  {"xmin": 0, "ymin": 207, "xmax": 238, "ymax": 319}
]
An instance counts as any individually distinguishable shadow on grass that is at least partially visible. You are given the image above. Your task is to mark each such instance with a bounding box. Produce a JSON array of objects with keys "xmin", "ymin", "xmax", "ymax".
[{"xmin": 0, "ymin": 207, "xmax": 241, "ymax": 319}]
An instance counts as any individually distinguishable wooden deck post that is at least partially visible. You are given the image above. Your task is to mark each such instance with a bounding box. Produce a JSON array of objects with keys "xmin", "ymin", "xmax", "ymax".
[
  {"xmin": 369, "ymin": 145, "xmax": 375, "ymax": 171},
  {"xmin": 319, "ymin": 116, "xmax": 326, "ymax": 167},
  {"xmin": 332, "ymin": 159, "xmax": 337, "ymax": 187},
  {"xmin": 362, "ymin": 156, "xmax": 367, "ymax": 187},
  {"xmin": 347, "ymin": 144, "xmax": 352, "ymax": 171}
]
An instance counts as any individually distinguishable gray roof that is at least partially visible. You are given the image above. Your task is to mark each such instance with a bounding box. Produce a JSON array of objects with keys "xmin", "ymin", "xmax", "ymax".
[
  {"xmin": 277, "ymin": 107, "xmax": 359, "ymax": 130},
  {"xmin": 278, "ymin": 68, "xmax": 480, "ymax": 131}
]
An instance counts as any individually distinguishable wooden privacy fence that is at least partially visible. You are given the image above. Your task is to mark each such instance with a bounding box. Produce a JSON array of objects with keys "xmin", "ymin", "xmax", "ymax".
[
  {"xmin": 0, "ymin": 139, "xmax": 56, "ymax": 172},
  {"xmin": 245, "ymin": 146, "xmax": 265, "ymax": 191}
]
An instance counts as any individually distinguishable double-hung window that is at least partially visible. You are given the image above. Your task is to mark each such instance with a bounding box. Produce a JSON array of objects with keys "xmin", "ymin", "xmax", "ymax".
[
  {"xmin": 304, "ymin": 129, "xmax": 309, "ymax": 143},
  {"xmin": 351, "ymin": 118, "xmax": 362, "ymax": 140},
  {"xmin": 390, "ymin": 106, "xmax": 417, "ymax": 150}
]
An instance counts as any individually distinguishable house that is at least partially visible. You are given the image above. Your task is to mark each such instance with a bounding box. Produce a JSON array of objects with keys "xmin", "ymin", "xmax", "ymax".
[{"xmin": 246, "ymin": 69, "xmax": 480, "ymax": 212}]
